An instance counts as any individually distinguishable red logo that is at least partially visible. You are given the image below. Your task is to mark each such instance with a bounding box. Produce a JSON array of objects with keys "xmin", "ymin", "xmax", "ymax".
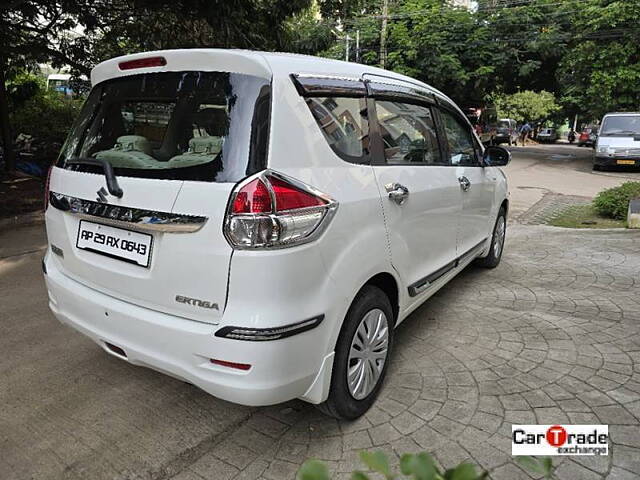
[{"xmin": 546, "ymin": 425, "xmax": 567, "ymax": 447}]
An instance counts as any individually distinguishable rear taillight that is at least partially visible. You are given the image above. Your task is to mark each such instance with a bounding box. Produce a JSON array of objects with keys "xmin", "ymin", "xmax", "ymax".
[
  {"xmin": 224, "ymin": 171, "xmax": 337, "ymax": 249},
  {"xmin": 44, "ymin": 166, "xmax": 53, "ymax": 210}
]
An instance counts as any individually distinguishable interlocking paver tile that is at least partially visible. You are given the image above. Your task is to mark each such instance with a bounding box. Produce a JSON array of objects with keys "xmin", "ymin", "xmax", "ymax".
[{"xmin": 7, "ymin": 223, "xmax": 640, "ymax": 480}]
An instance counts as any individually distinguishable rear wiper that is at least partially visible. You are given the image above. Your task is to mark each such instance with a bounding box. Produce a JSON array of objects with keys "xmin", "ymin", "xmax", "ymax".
[{"xmin": 66, "ymin": 157, "xmax": 124, "ymax": 198}]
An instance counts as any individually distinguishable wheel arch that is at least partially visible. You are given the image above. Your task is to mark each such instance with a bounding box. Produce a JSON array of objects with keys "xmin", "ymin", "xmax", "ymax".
[
  {"xmin": 362, "ymin": 272, "xmax": 399, "ymax": 326},
  {"xmin": 500, "ymin": 198, "xmax": 509, "ymax": 217}
]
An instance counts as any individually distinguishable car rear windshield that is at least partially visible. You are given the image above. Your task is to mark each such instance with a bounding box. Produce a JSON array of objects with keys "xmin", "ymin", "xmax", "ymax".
[
  {"xmin": 600, "ymin": 116, "xmax": 640, "ymax": 136},
  {"xmin": 57, "ymin": 71, "xmax": 271, "ymax": 182}
]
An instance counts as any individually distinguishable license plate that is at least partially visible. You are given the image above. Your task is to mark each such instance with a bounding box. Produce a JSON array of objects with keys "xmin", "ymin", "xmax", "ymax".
[
  {"xmin": 617, "ymin": 159, "xmax": 636, "ymax": 165},
  {"xmin": 76, "ymin": 220, "xmax": 153, "ymax": 267}
]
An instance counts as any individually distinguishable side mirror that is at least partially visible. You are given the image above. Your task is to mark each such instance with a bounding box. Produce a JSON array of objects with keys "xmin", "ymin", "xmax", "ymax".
[{"xmin": 483, "ymin": 145, "xmax": 511, "ymax": 167}]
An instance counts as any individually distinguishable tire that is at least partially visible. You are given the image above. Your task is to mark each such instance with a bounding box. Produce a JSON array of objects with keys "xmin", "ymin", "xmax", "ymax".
[
  {"xmin": 475, "ymin": 207, "xmax": 506, "ymax": 269},
  {"xmin": 593, "ymin": 164, "xmax": 601, "ymax": 171},
  {"xmin": 317, "ymin": 285, "xmax": 394, "ymax": 420}
]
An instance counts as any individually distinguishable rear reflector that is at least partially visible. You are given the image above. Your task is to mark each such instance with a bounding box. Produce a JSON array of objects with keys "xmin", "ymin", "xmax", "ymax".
[
  {"xmin": 118, "ymin": 56, "xmax": 167, "ymax": 70},
  {"xmin": 215, "ymin": 315, "xmax": 324, "ymax": 341},
  {"xmin": 210, "ymin": 359, "xmax": 252, "ymax": 371}
]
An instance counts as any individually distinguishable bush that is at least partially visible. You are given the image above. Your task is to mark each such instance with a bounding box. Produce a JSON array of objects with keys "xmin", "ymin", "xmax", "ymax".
[
  {"xmin": 593, "ymin": 182, "xmax": 640, "ymax": 220},
  {"xmin": 11, "ymin": 88, "xmax": 83, "ymax": 149},
  {"xmin": 297, "ymin": 451, "xmax": 555, "ymax": 480}
]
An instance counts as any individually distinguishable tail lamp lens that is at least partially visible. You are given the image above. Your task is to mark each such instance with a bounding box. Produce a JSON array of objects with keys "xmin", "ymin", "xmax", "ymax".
[
  {"xmin": 225, "ymin": 172, "xmax": 336, "ymax": 249},
  {"xmin": 232, "ymin": 178, "xmax": 272, "ymax": 213},
  {"xmin": 269, "ymin": 176, "xmax": 326, "ymax": 211}
]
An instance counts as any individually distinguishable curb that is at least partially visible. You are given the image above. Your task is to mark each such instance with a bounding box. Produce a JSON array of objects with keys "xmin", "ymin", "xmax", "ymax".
[{"xmin": 0, "ymin": 211, "xmax": 45, "ymax": 231}]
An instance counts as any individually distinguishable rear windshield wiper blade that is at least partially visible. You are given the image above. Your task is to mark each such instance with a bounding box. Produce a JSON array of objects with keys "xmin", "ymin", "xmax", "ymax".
[{"xmin": 66, "ymin": 157, "xmax": 124, "ymax": 198}]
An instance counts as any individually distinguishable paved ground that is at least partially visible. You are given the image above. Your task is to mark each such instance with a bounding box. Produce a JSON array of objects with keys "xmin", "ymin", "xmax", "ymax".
[
  {"xmin": 1, "ymin": 145, "xmax": 640, "ymax": 479},
  {"xmin": 503, "ymin": 143, "xmax": 639, "ymax": 220}
]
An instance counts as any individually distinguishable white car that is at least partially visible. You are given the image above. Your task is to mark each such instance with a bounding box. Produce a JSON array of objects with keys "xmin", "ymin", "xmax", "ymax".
[
  {"xmin": 537, "ymin": 128, "xmax": 558, "ymax": 143},
  {"xmin": 43, "ymin": 50, "xmax": 510, "ymax": 419},
  {"xmin": 594, "ymin": 112, "xmax": 640, "ymax": 170}
]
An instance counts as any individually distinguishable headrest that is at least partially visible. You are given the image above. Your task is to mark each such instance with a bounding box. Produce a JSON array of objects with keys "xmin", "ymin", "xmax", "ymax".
[
  {"xmin": 187, "ymin": 136, "xmax": 223, "ymax": 155},
  {"xmin": 112, "ymin": 135, "xmax": 152, "ymax": 155}
]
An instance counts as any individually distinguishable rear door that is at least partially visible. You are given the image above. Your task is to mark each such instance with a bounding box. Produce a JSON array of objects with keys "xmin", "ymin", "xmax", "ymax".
[
  {"xmin": 437, "ymin": 106, "xmax": 496, "ymax": 257},
  {"xmin": 366, "ymin": 80, "xmax": 460, "ymax": 299},
  {"xmin": 46, "ymin": 69, "xmax": 271, "ymax": 324}
]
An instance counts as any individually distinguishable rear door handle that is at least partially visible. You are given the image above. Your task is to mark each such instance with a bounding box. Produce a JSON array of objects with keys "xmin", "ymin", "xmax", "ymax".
[
  {"xmin": 385, "ymin": 183, "xmax": 409, "ymax": 205},
  {"xmin": 458, "ymin": 176, "xmax": 471, "ymax": 191}
]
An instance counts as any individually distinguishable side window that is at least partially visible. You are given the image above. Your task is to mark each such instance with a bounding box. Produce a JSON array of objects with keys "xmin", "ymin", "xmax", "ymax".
[
  {"xmin": 375, "ymin": 101, "xmax": 444, "ymax": 165},
  {"xmin": 306, "ymin": 97, "xmax": 369, "ymax": 162},
  {"xmin": 440, "ymin": 109, "xmax": 479, "ymax": 166}
]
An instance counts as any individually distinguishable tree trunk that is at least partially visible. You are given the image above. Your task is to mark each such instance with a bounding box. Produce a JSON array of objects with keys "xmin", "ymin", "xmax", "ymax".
[{"xmin": 0, "ymin": 56, "xmax": 14, "ymax": 175}]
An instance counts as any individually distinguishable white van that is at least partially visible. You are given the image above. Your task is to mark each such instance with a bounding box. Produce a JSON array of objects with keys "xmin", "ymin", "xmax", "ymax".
[
  {"xmin": 494, "ymin": 118, "xmax": 518, "ymax": 145},
  {"xmin": 44, "ymin": 50, "xmax": 510, "ymax": 419},
  {"xmin": 594, "ymin": 112, "xmax": 640, "ymax": 170}
]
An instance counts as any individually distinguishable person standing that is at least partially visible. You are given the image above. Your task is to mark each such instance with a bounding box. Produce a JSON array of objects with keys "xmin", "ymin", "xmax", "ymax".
[{"xmin": 519, "ymin": 122, "xmax": 532, "ymax": 146}]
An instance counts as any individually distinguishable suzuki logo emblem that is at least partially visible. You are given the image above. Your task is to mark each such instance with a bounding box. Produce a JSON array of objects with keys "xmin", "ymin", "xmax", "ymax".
[{"xmin": 96, "ymin": 187, "xmax": 109, "ymax": 203}]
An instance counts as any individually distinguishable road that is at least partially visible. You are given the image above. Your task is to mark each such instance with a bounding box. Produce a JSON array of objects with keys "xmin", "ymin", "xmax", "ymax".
[
  {"xmin": 1, "ymin": 144, "xmax": 639, "ymax": 480},
  {"xmin": 503, "ymin": 142, "xmax": 639, "ymax": 219}
]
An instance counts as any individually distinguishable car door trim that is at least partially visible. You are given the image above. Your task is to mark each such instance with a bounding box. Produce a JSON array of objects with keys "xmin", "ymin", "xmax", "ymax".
[
  {"xmin": 49, "ymin": 192, "xmax": 208, "ymax": 233},
  {"xmin": 290, "ymin": 74, "xmax": 366, "ymax": 97},
  {"xmin": 407, "ymin": 238, "xmax": 487, "ymax": 297}
]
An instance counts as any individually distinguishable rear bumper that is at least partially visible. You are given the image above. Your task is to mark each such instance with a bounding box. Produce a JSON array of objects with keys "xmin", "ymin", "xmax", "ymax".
[
  {"xmin": 594, "ymin": 156, "xmax": 640, "ymax": 168},
  {"xmin": 44, "ymin": 252, "xmax": 332, "ymax": 406}
]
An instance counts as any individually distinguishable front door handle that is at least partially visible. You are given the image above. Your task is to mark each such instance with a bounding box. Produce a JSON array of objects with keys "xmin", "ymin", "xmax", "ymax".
[
  {"xmin": 458, "ymin": 176, "xmax": 471, "ymax": 192},
  {"xmin": 385, "ymin": 183, "xmax": 410, "ymax": 205}
]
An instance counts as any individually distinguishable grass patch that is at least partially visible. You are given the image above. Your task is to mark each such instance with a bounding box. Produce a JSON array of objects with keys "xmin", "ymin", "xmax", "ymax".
[{"xmin": 549, "ymin": 204, "xmax": 626, "ymax": 228}]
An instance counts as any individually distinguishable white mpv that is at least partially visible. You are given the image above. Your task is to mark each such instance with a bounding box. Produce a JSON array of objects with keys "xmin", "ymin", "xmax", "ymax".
[{"xmin": 44, "ymin": 50, "xmax": 510, "ymax": 419}]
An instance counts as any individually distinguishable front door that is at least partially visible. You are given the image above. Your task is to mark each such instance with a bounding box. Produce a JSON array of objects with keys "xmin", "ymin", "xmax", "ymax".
[
  {"xmin": 370, "ymin": 98, "xmax": 460, "ymax": 299},
  {"xmin": 438, "ymin": 108, "xmax": 496, "ymax": 256}
]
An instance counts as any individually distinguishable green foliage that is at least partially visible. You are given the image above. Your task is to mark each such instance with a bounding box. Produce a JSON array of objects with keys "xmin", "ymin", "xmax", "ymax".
[
  {"xmin": 8, "ymin": 72, "xmax": 83, "ymax": 149},
  {"xmin": 557, "ymin": 0, "xmax": 640, "ymax": 120},
  {"xmin": 360, "ymin": 451, "xmax": 394, "ymax": 479},
  {"xmin": 593, "ymin": 182, "xmax": 640, "ymax": 220},
  {"xmin": 298, "ymin": 459, "xmax": 331, "ymax": 480},
  {"xmin": 297, "ymin": 451, "xmax": 555, "ymax": 480},
  {"xmin": 288, "ymin": 0, "xmax": 640, "ymax": 122},
  {"xmin": 516, "ymin": 456, "xmax": 554, "ymax": 479},
  {"xmin": 548, "ymin": 204, "xmax": 625, "ymax": 229},
  {"xmin": 494, "ymin": 90, "xmax": 560, "ymax": 124}
]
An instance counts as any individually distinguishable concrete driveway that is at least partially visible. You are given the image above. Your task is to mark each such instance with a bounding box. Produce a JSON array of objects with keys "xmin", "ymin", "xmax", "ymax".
[
  {"xmin": 1, "ymin": 145, "xmax": 639, "ymax": 480},
  {"xmin": 503, "ymin": 142, "xmax": 639, "ymax": 219}
]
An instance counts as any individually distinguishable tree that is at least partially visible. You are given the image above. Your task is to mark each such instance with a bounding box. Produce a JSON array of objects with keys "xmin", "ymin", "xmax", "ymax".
[
  {"xmin": 494, "ymin": 90, "xmax": 560, "ymax": 124},
  {"xmin": 557, "ymin": 0, "xmax": 640, "ymax": 121},
  {"xmin": 1, "ymin": 0, "xmax": 311, "ymax": 175},
  {"xmin": 289, "ymin": 0, "xmax": 639, "ymax": 123}
]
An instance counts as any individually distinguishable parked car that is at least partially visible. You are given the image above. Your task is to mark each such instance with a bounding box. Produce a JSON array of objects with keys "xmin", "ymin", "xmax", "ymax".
[
  {"xmin": 578, "ymin": 126, "xmax": 598, "ymax": 147},
  {"xmin": 594, "ymin": 112, "xmax": 640, "ymax": 170},
  {"xmin": 494, "ymin": 118, "xmax": 518, "ymax": 145},
  {"xmin": 465, "ymin": 106, "xmax": 498, "ymax": 145},
  {"xmin": 43, "ymin": 50, "xmax": 510, "ymax": 419},
  {"xmin": 537, "ymin": 128, "xmax": 558, "ymax": 143}
]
